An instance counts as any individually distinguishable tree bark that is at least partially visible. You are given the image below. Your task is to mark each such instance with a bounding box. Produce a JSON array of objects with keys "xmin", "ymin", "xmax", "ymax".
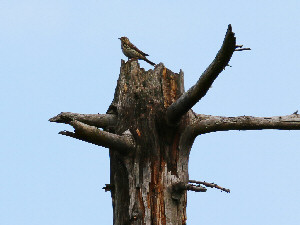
[{"xmin": 108, "ymin": 61, "xmax": 191, "ymax": 225}]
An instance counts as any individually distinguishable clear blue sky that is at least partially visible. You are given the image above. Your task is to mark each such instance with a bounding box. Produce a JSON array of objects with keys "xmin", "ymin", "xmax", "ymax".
[{"xmin": 1, "ymin": 1, "xmax": 300, "ymax": 224}]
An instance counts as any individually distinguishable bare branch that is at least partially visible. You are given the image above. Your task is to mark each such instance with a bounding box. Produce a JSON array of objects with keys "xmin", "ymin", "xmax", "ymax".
[
  {"xmin": 235, "ymin": 48, "xmax": 251, "ymax": 51},
  {"xmin": 189, "ymin": 180, "xmax": 230, "ymax": 193},
  {"xmin": 49, "ymin": 112, "xmax": 117, "ymax": 129},
  {"xmin": 167, "ymin": 24, "xmax": 237, "ymax": 124},
  {"xmin": 191, "ymin": 114, "xmax": 300, "ymax": 136},
  {"xmin": 235, "ymin": 44, "xmax": 244, "ymax": 48},
  {"xmin": 171, "ymin": 182, "xmax": 206, "ymax": 200},
  {"xmin": 172, "ymin": 182, "xmax": 207, "ymax": 194},
  {"xmin": 59, "ymin": 120, "xmax": 134, "ymax": 154},
  {"xmin": 186, "ymin": 184, "xmax": 207, "ymax": 192},
  {"xmin": 102, "ymin": 184, "xmax": 114, "ymax": 192},
  {"xmin": 235, "ymin": 45, "xmax": 251, "ymax": 51}
]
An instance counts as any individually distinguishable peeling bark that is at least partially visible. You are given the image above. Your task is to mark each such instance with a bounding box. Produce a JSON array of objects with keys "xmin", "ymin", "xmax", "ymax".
[{"xmin": 108, "ymin": 60, "xmax": 189, "ymax": 225}]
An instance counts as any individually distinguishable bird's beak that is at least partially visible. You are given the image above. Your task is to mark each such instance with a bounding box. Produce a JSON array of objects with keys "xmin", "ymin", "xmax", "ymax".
[{"xmin": 118, "ymin": 38, "xmax": 121, "ymax": 40}]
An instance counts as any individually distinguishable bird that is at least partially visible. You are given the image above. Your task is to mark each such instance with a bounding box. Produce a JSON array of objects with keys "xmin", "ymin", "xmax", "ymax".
[{"xmin": 118, "ymin": 37, "xmax": 156, "ymax": 66}]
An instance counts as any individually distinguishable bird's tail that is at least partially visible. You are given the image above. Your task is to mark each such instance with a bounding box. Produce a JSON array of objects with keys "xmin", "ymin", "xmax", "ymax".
[{"xmin": 143, "ymin": 58, "xmax": 156, "ymax": 66}]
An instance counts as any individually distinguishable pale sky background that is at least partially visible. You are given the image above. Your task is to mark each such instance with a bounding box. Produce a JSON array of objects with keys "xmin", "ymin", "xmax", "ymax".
[{"xmin": 1, "ymin": 1, "xmax": 300, "ymax": 224}]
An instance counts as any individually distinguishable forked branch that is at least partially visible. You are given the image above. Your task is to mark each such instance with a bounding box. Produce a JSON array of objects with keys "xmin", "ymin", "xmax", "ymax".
[
  {"xmin": 59, "ymin": 120, "xmax": 134, "ymax": 154},
  {"xmin": 49, "ymin": 112, "xmax": 117, "ymax": 129},
  {"xmin": 167, "ymin": 24, "xmax": 237, "ymax": 124},
  {"xmin": 191, "ymin": 114, "xmax": 300, "ymax": 136}
]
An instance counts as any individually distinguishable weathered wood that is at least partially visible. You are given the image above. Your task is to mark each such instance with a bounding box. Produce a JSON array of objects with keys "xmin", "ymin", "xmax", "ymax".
[
  {"xmin": 191, "ymin": 114, "xmax": 300, "ymax": 136},
  {"xmin": 48, "ymin": 24, "xmax": 300, "ymax": 225},
  {"xmin": 108, "ymin": 60, "xmax": 191, "ymax": 225},
  {"xmin": 49, "ymin": 112, "xmax": 117, "ymax": 129},
  {"xmin": 59, "ymin": 120, "xmax": 134, "ymax": 154},
  {"xmin": 166, "ymin": 24, "xmax": 236, "ymax": 124}
]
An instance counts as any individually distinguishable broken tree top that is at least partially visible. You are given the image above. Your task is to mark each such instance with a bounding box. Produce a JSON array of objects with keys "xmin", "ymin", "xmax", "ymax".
[{"xmin": 49, "ymin": 25, "xmax": 300, "ymax": 224}]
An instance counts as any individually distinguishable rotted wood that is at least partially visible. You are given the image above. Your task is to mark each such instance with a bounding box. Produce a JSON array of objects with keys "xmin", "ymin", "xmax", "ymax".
[{"xmin": 108, "ymin": 60, "xmax": 191, "ymax": 225}]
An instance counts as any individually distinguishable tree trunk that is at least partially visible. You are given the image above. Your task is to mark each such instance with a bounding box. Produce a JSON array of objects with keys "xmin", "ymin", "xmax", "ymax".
[
  {"xmin": 49, "ymin": 24, "xmax": 300, "ymax": 225},
  {"xmin": 108, "ymin": 61, "xmax": 191, "ymax": 225}
]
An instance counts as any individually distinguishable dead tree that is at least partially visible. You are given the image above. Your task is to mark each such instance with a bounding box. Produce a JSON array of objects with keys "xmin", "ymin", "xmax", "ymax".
[{"xmin": 49, "ymin": 25, "xmax": 300, "ymax": 225}]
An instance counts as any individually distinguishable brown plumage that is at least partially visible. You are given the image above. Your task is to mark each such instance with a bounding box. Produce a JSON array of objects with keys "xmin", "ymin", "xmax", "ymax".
[{"xmin": 118, "ymin": 37, "xmax": 156, "ymax": 66}]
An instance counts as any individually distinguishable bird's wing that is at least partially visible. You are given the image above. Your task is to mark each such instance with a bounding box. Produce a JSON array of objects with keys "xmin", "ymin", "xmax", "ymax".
[{"xmin": 128, "ymin": 42, "xmax": 149, "ymax": 56}]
